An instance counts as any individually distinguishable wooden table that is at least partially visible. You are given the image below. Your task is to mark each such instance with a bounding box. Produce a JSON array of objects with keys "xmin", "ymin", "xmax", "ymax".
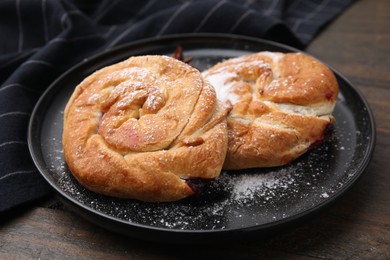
[{"xmin": 1, "ymin": 0, "xmax": 389, "ymax": 258}]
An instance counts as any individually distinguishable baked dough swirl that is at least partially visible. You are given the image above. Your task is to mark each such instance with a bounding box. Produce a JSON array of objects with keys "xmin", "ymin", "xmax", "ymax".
[
  {"xmin": 63, "ymin": 55, "xmax": 228, "ymax": 202},
  {"xmin": 202, "ymin": 52, "xmax": 339, "ymax": 169}
]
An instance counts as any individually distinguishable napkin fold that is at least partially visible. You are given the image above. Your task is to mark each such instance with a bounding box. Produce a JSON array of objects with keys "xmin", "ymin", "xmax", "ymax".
[{"xmin": 0, "ymin": 0, "xmax": 354, "ymax": 212}]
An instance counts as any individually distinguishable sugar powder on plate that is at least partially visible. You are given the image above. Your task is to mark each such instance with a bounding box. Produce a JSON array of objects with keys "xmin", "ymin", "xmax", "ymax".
[{"xmin": 225, "ymin": 168, "xmax": 296, "ymax": 203}]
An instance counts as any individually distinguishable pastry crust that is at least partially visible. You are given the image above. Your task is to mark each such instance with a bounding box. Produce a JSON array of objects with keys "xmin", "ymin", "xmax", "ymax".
[
  {"xmin": 63, "ymin": 55, "xmax": 228, "ymax": 202},
  {"xmin": 202, "ymin": 52, "xmax": 339, "ymax": 169}
]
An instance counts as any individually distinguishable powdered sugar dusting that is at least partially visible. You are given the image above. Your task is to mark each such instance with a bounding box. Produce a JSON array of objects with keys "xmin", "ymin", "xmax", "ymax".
[
  {"xmin": 202, "ymin": 54, "xmax": 275, "ymax": 106},
  {"xmin": 260, "ymin": 51, "xmax": 283, "ymax": 64},
  {"xmin": 203, "ymin": 71, "xmax": 239, "ymax": 105},
  {"xmin": 231, "ymin": 170, "xmax": 294, "ymax": 201},
  {"xmin": 144, "ymin": 88, "xmax": 164, "ymax": 112},
  {"xmin": 145, "ymin": 94, "xmax": 159, "ymax": 110}
]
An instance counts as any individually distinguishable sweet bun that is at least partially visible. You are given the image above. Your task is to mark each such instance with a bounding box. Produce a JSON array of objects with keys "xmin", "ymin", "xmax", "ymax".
[
  {"xmin": 63, "ymin": 55, "xmax": 229, "ymax": 202},
  {"xmin": 202, "ymin": 52, "xmax": 339, "ymax": 169}
]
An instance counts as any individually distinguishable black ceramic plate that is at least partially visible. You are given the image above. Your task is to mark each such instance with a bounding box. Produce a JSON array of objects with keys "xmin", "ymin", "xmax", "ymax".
[{"xmin": 28, "ymin": 34, "xmax": 375, "ymax": 243}]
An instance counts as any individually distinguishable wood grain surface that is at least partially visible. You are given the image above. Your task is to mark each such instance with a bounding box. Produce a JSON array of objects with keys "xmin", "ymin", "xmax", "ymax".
[{"xmin": 1, "ymin": 0, "xmax": 390, "ymax": 259}]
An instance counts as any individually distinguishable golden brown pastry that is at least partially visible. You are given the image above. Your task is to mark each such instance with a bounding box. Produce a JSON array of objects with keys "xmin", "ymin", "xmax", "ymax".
[
  {"xmin": 63, "ymin": 55, "xmax": 228, "ymax": 202},
  {"xmin": 202, "ymin": 52, "xmax": 339, "ymax": 169}
]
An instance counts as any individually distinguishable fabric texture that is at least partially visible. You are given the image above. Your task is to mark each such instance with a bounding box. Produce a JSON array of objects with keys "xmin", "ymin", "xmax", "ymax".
[{"xmin": 0, "ymin": 0, "xmax": 354, "ymax": 212}]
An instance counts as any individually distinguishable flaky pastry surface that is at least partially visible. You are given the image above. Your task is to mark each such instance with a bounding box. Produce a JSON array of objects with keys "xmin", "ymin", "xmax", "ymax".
[
  {"xmin": 63, "ymin": 55, "xmax": 228, "ymax": 202},
  {"xmin": 202, "ymin": 52, "xmax": 339, "ymax": 169}
]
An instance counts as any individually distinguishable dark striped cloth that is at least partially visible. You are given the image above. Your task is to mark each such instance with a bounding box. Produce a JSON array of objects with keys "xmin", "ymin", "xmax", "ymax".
[{"xmin": 0, "ymin": 0, "xmax": 354, "ymax": 212}]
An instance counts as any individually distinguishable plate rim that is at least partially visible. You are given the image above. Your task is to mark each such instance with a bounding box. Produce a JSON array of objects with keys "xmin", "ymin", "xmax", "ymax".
[{"xmin": 28, "ymin": 33, "xmax": 376, "ymax": 240}]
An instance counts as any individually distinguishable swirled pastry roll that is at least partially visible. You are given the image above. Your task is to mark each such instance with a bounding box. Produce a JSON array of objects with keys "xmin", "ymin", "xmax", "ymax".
[
  {"xmin": 202, "ymin": 52, "xmax": 339, "ymax": 169},
  {"xmin": 63, "ymin": 55, "xmax": 228, "ymax": 202}
]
